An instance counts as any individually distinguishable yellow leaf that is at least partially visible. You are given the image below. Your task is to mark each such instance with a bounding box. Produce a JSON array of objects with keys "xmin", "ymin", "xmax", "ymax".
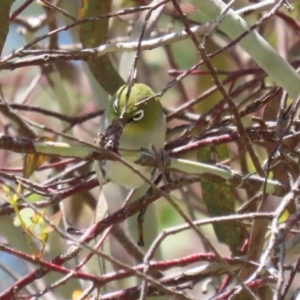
[
  {"xmin": 23, "ymin": 137, "xmax": 53, "ymax": 178},
  {"xmin": 279, "ymin": 209, "xmax": 290, "ymax": 223},
  {"xmin": 72, "ymin": 290, "xmax": 91, "ymax": 300}
]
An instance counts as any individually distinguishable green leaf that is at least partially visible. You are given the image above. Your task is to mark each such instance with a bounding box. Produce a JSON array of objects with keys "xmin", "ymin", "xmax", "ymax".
[
  {"xmin": 79, "ymin": 0, "xmax": 124, "ymax": 95},
  {"xmin": 13, "ymin": 207, "xmax": 35, "ymax": 228},
  {"xmin": 199, "ymin": 145, "xmax": 246, "ymax": 255},
  {"xmin": 0, "ymin": 0, "xmax": 15, "ymax": 55}
]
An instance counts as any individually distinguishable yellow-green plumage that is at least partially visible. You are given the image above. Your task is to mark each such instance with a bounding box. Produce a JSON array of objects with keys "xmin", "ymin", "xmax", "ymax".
[{"xmin": 96, "ymin": 83, "xmax": 166, "ymax": 189}]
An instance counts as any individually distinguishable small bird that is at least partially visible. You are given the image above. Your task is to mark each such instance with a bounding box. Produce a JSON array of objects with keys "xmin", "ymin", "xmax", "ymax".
[{"xmin": 95, "ymin": 83, "xmax": 166, "ymax": 189}]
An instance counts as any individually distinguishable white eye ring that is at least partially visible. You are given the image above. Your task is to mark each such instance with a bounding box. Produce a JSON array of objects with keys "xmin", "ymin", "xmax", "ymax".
[
  {"xmin": 132, "ymin": 109, "xmax": 144, "ymax": 121},
  {"xmin": 113, "ymin": 99, "xmax": 118, "ymax": 113}
]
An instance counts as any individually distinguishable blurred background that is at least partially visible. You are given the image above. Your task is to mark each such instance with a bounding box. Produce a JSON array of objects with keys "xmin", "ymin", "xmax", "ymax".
[{"xmin": 1, "ymin": 0, "xmax": 300, "ymax": 299}]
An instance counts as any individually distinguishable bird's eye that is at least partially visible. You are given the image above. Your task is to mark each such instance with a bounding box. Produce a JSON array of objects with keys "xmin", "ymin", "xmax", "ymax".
[
  {"xmin": 113, "ymin": 99, "xmax": 118, "ymax": 113},
  {"xmin": 132, "ymin": 109, "xmax": 144, "ymax": 121}
]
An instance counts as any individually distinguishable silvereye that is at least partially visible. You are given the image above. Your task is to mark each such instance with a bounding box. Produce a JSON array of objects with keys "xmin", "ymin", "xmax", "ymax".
[{"xmin": 95, "ymin": 83, "xmax": 166, "ymax": 189}]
